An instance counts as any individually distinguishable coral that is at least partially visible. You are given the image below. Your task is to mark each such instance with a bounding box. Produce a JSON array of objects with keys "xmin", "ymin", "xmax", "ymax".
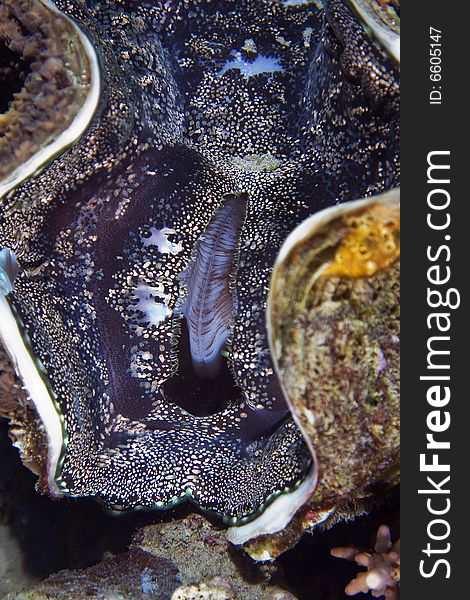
[
  {"xmin": 331, "ymin": 525, "xmax": 400, "ymax": 599},
  {"xmin": 171, "ymin": 578, "xmax": 235, "ymax": 600}
]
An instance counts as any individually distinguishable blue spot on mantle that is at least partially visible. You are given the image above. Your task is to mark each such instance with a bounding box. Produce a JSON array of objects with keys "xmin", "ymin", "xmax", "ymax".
[{"xmin": 218, "ymin": 51, "xmax": 284, "ymax": 79}]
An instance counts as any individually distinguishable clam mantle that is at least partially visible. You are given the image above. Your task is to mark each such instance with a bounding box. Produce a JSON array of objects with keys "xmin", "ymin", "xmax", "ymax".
[{"xmin": 0, "ymin": 0, "xmax": 399, "ymax": 538}]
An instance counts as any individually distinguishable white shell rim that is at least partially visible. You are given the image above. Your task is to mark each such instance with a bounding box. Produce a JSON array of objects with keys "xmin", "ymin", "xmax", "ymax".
[
  {"xmin": 0, "ymin": 250, "xmax": 65, "ymax": 496},
  {"xmin": 348, "ymin": 0, "xmax": 400, "ymax": 63},
  {"xmin": 0, "ymin": 0, "xmax": 101, "ymax": 199},
  {"xmin": 226, "ymin": 465, "xmax": 318, "ymax": 548}
]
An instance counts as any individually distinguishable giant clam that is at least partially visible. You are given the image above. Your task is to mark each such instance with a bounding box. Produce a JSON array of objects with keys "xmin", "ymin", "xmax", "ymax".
[{"xmin": 0, "ymin": 0, "xmax": 399, "ymax": 542}]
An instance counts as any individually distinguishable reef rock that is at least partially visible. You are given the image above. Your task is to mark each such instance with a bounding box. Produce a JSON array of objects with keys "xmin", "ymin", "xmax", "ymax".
[{"xmin": 7, "ymin": 514, "xmax": 297, "ymax": 599}]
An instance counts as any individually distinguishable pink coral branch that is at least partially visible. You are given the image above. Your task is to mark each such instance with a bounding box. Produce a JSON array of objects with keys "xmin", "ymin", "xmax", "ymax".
[{"xmin": 331, "ymin": 525, "xmax": 400, "ymax": 599}]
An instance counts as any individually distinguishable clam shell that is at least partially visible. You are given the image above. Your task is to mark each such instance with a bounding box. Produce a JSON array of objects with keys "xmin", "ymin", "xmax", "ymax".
[
  {"xmin": 0, "ymin": 0, "xmax": 100, "ymax": 198},
  {"xmin": 268, "ymin": 189, "xmax": 400, "ymax": 521},
  {"xmin": 348, "ymin": 0, "xmax": 400, "ymax": 62}
]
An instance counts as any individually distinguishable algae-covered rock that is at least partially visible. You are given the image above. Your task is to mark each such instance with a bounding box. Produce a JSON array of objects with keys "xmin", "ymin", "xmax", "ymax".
[
  {"xmin": 7, "ymin": 514, "xmax": 297, "ymax": 599},
  {"xmin": 171, "ymin": 578, "xmax": 297, "ymax": 600},
  {"xmin": 8, "ymin": 549, "xmax": 179, "ymax": 600},
  {"xmin": 134, "ymin": 514, "xmax": 295, "ymax": 599}
]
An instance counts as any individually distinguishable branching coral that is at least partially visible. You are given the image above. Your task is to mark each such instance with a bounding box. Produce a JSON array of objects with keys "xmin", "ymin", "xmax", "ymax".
[{"xmin": 331, "ymin": 525, "xmax": 400, "ymax": 599}]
